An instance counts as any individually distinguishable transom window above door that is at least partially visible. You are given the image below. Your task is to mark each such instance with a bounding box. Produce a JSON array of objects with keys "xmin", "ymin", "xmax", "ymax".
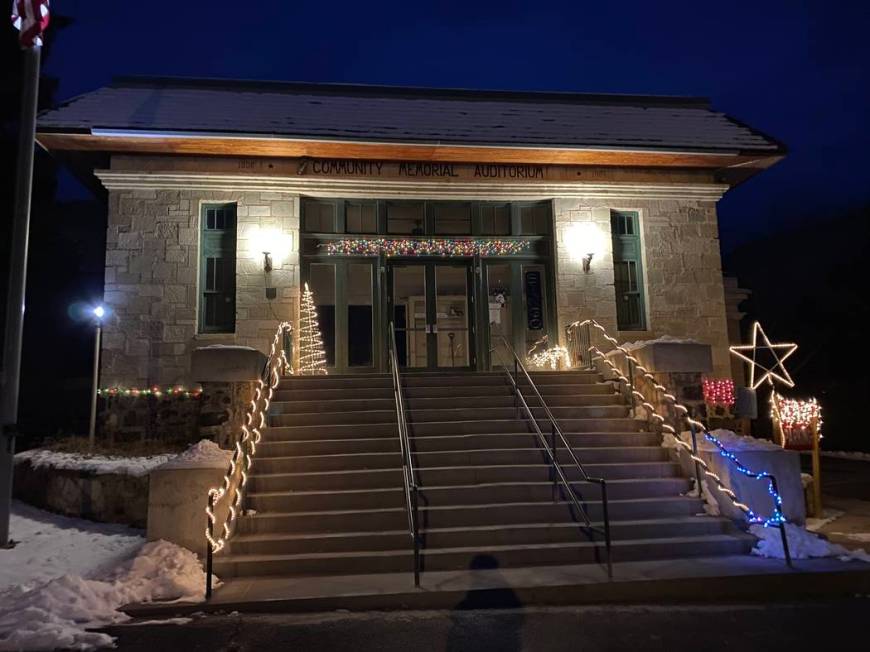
[{"xmin": 300, "ymin": 199, "xmax": 552, "ymax": 237}]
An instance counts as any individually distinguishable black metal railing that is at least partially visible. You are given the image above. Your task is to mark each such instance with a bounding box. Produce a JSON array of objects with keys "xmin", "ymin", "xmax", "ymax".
[
  {"xmin": 566, "ymin": 318, "xmax": 792, "ymax": 567},
  {"xmin": 492, "ymin": 335, "xmax": 613, "ymax": 579},
  {"xmin": 388, "ymin": 322, "xmax": 422, "ymax": 586}
]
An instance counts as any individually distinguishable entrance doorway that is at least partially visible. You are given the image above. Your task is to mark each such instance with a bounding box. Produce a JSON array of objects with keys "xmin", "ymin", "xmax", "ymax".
[{"xmin": 388, "ymin": 262, "xmax": 475, "ymax": 370}]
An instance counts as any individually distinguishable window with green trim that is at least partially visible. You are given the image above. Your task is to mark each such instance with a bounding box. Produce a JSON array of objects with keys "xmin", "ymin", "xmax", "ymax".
[
  {"xmin": 199, "ymin": 203, "xmax": 237, "ymax": 333},
  {"xmin": 611, "ymin": 210, "xmax": 646, "ymax": 330}
]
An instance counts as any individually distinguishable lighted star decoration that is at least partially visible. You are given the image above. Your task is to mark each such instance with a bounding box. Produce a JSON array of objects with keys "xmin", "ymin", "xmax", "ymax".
[{"xmin": 729, "ymin": 322, "xmax": 798, "ymax": 390}]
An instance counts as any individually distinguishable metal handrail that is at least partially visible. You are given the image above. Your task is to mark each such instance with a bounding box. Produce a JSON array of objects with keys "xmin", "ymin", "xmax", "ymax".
[
  {"xmin": 492, "ymin": 335, "xmax": 613, "ymax": 579},
  {"xmin": 566, "ymin": 318, "xmax": 792, "ymax": 567},
  {"xmin": 388, "ymin": 321, "xmax": 421, "ymax": 586}
]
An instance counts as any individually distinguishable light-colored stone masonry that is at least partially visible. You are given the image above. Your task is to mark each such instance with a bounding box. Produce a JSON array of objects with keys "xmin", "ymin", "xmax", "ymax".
[
  {"xmin": 99, "ymin": 177, "xmax": 731, "ymax": 384},
  {"xmin": 102, "ymin": 188, "xmax": 300, "ymax": 387},
  {"xmin": 554, "ymin": 198, "xmax": 731, "ymax": 378}
]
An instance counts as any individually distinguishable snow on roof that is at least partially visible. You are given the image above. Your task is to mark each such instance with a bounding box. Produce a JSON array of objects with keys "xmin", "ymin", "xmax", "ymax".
[{"xmin": 37, "ymin": 77, "xmax": 782, "ymax": 154}]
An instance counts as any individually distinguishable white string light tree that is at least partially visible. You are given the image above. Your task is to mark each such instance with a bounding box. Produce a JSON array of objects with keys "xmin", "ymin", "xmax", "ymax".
[{"xmin": 299, "ymin": 282, "xmax": 328, "ymax": 375}]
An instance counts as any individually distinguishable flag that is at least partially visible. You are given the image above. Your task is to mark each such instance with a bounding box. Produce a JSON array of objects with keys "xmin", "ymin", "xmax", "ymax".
[{"xmin": 11, "ymin": 0, "xmax": 50, "ymax": 48}]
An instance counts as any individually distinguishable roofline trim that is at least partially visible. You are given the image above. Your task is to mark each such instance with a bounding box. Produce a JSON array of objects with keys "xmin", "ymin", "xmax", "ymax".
[{"xmin": 85, "ymin": 128, "xmax": 750, "ymax": 157}]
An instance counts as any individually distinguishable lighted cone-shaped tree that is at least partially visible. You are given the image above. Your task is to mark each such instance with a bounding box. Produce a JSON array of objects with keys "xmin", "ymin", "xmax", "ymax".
[{"xmin": 299, "ymin": 282, "xmax": 328, "ymax": 375}]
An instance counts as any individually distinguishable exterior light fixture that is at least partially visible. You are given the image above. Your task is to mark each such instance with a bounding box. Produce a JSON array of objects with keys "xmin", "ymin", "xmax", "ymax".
[
  {"xmin": 565, "ymin": 223, "xmax": 605, "ymax": 273},
  {"xmin": 93, "ymin": 305, "xmax": 105, "ymax": 320},
  {"xmin": 263, "ymin": 252, "xmax": 273, "ymax": 273},
  {"xmin": 250, "ymin": 227, "xmax": 292, "ymax": 269}
]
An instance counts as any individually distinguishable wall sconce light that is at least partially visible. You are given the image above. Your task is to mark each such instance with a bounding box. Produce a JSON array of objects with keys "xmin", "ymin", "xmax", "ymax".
[
  {"xmin": 250, "ymin": 227, "xmax": 292, "ymax": 270},
  {"xmin": 263, "ymin": 251, "xmax": 273, "ymax": 273},
  {"xmin": 565, "ymin": 222, "xmax": 605, "ymax": 274}
]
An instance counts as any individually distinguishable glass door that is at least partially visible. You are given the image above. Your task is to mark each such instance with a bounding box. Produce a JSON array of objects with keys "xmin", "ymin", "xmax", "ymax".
[{"xmin": 389, "ymin": 262, "xmax": 474, "ymax": 370}]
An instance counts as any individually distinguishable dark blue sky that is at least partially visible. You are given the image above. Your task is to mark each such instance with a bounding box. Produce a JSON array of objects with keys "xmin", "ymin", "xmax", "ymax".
[{"xmin": 45, "ymin": 1, "xmax": 870, "ymax": 250}]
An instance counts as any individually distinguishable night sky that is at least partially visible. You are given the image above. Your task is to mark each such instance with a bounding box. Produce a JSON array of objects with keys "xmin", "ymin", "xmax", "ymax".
[
  {"xmin": 44, "ymin": 1, "xmax": 870, "ymax": 251},
  {"xmin": 3, "ymin": 1, "xmax": 869, "ymax": 447}
]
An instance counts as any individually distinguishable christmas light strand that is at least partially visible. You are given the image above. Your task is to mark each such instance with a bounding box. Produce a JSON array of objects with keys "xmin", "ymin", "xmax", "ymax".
[
  {"xmin": 568, "ymin": 319, "xmax": 787, "ymax": 527},
  {"xmin": 773, "ymin": 394, "xmax": 822, "ymax": 431},
  {"xmin": 98, "ymin": 386, "xmax": 202, "ymax": 398},
  {"xmin": 729, "ymin": 322, "xmax": 797, "ymax": 390},
  {"xmin": 299, "ymin": 282, "xmax": 328, "ymax": 375},
  {"xmin": 528, "ymin": 346, "xmax": 571, "ymax": 371},
  {"xmin": 321, "ymin": 238, "xmax": 531, "ymax": 257},
  {"xmin": 205, "ymin": 321, "xmax": 293, "ymax": 554},
  {"xmin": 702, "ymin": 378, "xmax": 736, "ymax": 407}
]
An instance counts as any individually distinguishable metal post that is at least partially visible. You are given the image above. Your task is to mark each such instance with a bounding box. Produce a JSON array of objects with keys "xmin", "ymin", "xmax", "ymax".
[
  {"xmin": 88, "ymin": 323, "xmax": 102, "ymax": 450},
  {"xmin": 551, "ymin": 424, "xmax": 558, "ymax": 501},
  {"xmin": 811, "ymin": 418, "xmax": 823, "ymax": 518},
  {"xmin": 205, "ymin": 494, "xmax": 214, "ymax": 599},
  {"xmin": 626, "ymin": 358, "xmax": 636, "ymax": 417},
  {"xmin": 1, "ymin": 46, "xmax": 41, "ymax": 548},
  {"xmin": 689, "ymin": 423, "xmax": 704, "ymax": 499},
  {"xmin": 600, "ymin": 481, "xmax": 613, "ymax": 580}
]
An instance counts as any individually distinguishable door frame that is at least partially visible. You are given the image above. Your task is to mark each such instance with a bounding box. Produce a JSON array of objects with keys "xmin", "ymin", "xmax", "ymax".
[{"xmin": 386, "ymin": 259, "xmax": 476, "ymax": 371}]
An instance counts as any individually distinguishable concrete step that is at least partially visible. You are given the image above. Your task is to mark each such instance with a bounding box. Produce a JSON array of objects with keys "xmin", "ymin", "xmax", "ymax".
[
  {"xmin": 408, "ymin": 418, "xmax": 644, "ymax": 435},
  {"xmin": 407, "ymin": 406, "xmax": 630, "ymax": 423},
  {"xmin": 213, "ymin": 533, "xmax": 753, "ymax": 578},
  {"xmin": 270, "ymin": 410, "xmax": 398, "ymax": 427},
  {"xmin": 236, "ymin": 496, "xmax": 705, "ymax": 535},
  {"xmin": 403, "ymin": 383, "xmax": 615, "ymax": 398},
  {"xmin": 400, "ymin": 373, "xmax": 601, "ymax": 387},
  {"xmin": 257, "ymin": 431, "xmax": 662, "ymax": 457},
  {"xmin": 278, "ymin": 376, "xmax": 392, "ymax": 391},
  {"xmin": 248, "ymin": 461, "xmax": 680, "ymax": 492},
  {"xmin": 246, "ymin": 477, "xmax": 691, "ymax": 512},
  {"xmin": 226, "ymin": 517, "xmax": 738, "ymax": 556},
  {"xmin": 254, "ymin": 451, "xmax": 403, "ymax": 474},
  {"xmin": 266, "ymin": 423, "xmax": 399, "ymax": 441},
  {"xmin": 273, "ymin": 387, "xmax": 394, "ymax": 402}
]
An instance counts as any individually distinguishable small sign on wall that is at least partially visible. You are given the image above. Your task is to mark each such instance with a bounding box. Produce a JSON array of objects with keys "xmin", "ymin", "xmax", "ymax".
[{"xmin": 525, "ymin": 270, "xmax": 543, "ymax": 330}]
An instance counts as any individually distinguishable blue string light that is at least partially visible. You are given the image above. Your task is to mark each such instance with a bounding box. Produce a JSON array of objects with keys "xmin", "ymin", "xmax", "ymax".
[{"xmin": 704, "ymin": 433, "xmax": 786, "ymax": 527}]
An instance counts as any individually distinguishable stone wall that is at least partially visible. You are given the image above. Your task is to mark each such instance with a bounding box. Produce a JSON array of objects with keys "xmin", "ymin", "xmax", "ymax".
[
  {"xmin": 553, "ymin": 198, "xmax": 732, "ymax": 378},
  {"xmin": 102, "ymin": 188, "xmax": 300, "ymax": 387}
]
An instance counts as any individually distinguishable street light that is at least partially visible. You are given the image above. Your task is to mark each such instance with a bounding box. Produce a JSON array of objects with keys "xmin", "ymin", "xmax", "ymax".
[{"xmin": 88, "ymin": 304, "xmax": 106, "ymax": 450}]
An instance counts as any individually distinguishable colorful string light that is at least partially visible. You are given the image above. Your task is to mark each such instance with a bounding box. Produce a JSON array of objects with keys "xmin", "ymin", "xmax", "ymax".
[
  {"xmin": 771, "ymin": 392, "xmax": 823, "ymax": 451},
  {"xmin": 98, "ymin": 386, "xmax": 202, "ymax": 398},
  {"xmin": 567, "ymin": 318, "xmax": 788, "ymax": 529},
  {"xmin": 702, "ymin": 378, "xmax": 736, "ymax": 407},
  {"xmin": 321, "ymin": 238, "xmax": 531, "ymax": 257}
]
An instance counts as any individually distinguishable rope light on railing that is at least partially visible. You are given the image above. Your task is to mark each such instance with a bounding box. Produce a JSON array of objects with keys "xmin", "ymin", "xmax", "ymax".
[
  {"xmin": 568, "ymin": 319, "xmax": 787, "ymax": 528},
  {"xmin": 205, "ymin": 321, "xmax": 293, "ymax": 554}
]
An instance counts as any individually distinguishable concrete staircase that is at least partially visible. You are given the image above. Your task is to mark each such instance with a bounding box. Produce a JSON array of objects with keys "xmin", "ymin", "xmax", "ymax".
[{"xmin": 213, "ymin": 371, "xmax": 753, "ymax": 580}]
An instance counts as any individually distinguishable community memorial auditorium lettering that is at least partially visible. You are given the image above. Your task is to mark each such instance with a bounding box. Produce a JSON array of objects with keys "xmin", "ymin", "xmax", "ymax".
[{"xmin": 301, "ymin": 158, "xmax": 545, "ymax": 179}]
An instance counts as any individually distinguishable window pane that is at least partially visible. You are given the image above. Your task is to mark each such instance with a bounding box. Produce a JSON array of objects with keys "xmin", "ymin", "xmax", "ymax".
[
  {"xmin": 308, "ymin": 264, "xmax": 336, "ymax": 367},
  {"xmin": 435, "ymin": 266, "xmax": 469, "ymax": 367},
  {"xmin": 346, "ymin": 201, "xmax": 378, "ymax": 234},
  {"xmin": 387, "ymin": 202, "xmax": 425, "ymax": 234},
  {"xmin": 303, "ymin": 200, "xmax": 337, "ymax": 233},
  {"xmin": 519, "ymin": 203, "xmax": 550, "ymax": 235},
  {"xmin": 480, "ymin": 204, "xmax": 511, "ymax": 235},
  {"xmin": 392, "ymin": 265, "xmax": 427, "ymax": 367},
  {"xmin": 486, "ymin": 263, "xmax": 513, "ymax": 369},
  {"xmin": 347, "ymin": 263, "xmax": 373, "ymax": 367},
  {"xmin": 434, "ymin": 203, "xmax": 471, "ymax": 235},
  {"xmin": 522, "ymin": 264, "xmax": 547, "ymax": 352}
]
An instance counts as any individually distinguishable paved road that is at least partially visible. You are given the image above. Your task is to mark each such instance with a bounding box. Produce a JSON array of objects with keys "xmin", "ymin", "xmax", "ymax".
[
  {"xmin": 105, "ymin": 599, "xmax": 868, "ymax": 651},
  {"xmin": 810, "ymin": 455, "xmax": 870, "ymax": 501}
]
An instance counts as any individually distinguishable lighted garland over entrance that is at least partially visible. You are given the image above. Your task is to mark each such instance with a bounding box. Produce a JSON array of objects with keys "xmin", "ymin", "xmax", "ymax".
[{"xmin": 321, "ymin": 238, "xmax": 531, "ymax": 257}]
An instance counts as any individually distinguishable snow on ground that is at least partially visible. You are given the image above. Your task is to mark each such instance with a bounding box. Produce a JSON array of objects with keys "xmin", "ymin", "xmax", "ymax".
[
  {"xmin": 0, "ymin": 530, "xmax": 209, "ymax": 651},
  {"xmin": 830, "ymin": 532, "xmax": 870, "ymax": 542},
  {"xmin": 619, "ymin": 335, "xmax": 700, "ymax": 352},
  {"xmin": 805, "ymin": 508, "xmax": 845, "ymax": 532},
  {"xmin": 0, "ymin": 501, "xmax": 144, "ymax": 592},
  {"xmin": 15, "ymin": 449, "xmax": 176, "ymax": 477},
  {"xmin": 818, "ymin": 450, "xmax": 870, "ymax": 462},
  {"xmin": 750, "ymin": 523, "xmax": 870, "ymax": 563},
  {"xmin": 158, "ymin": 439, "xmax": 233, "ymax": 470},
  {"xmin": 14, "ymin": 439, "xmax": 232, "ymax": 477}
]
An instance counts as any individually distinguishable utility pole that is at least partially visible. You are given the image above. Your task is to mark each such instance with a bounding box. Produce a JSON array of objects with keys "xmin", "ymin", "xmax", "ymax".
[{"xmin": 1, "ymin": 35, "xmax": 43, "ymax": 547}]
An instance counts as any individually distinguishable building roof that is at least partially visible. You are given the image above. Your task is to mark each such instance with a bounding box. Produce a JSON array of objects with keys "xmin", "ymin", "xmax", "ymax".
[{"xmin": 38, "ymin": 77, "xmax": 783, "ymax": 155}]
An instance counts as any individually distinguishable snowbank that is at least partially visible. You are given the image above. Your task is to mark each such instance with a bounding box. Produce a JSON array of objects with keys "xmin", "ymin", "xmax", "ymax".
[
  {"xmin": 14, "ymin": 439, "xmax": 233, "ymax": 477},
  {"xmin": 750, "ymin": 523, "xmax": 870, "ymax": 563},
  {"xmin": 619, "ymin": 335, "xmax": 700, "ymax": 352},
  {"xmin": 0, "ymin": 501, "xmax": 144, "ymax": 593},
  {"xmin": 0, "ymin": 540, "xmax": 210, "ymax": 651},
  {"xmin": 158, "ymin": 439, "xmax": 233, "ymax": 470},
  {"xmin": 819, "ymin": 450, "xmax": 870, "ymax": 462},
  {"xmin": 14, "ymin": 449, "xmax": 176, "ymax": 478}
]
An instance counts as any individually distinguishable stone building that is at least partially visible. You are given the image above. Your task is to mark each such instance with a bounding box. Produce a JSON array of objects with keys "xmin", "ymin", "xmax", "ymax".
[{"xmin": 37, "ymin": 78, "xmax": 784, "ymax": 386}]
